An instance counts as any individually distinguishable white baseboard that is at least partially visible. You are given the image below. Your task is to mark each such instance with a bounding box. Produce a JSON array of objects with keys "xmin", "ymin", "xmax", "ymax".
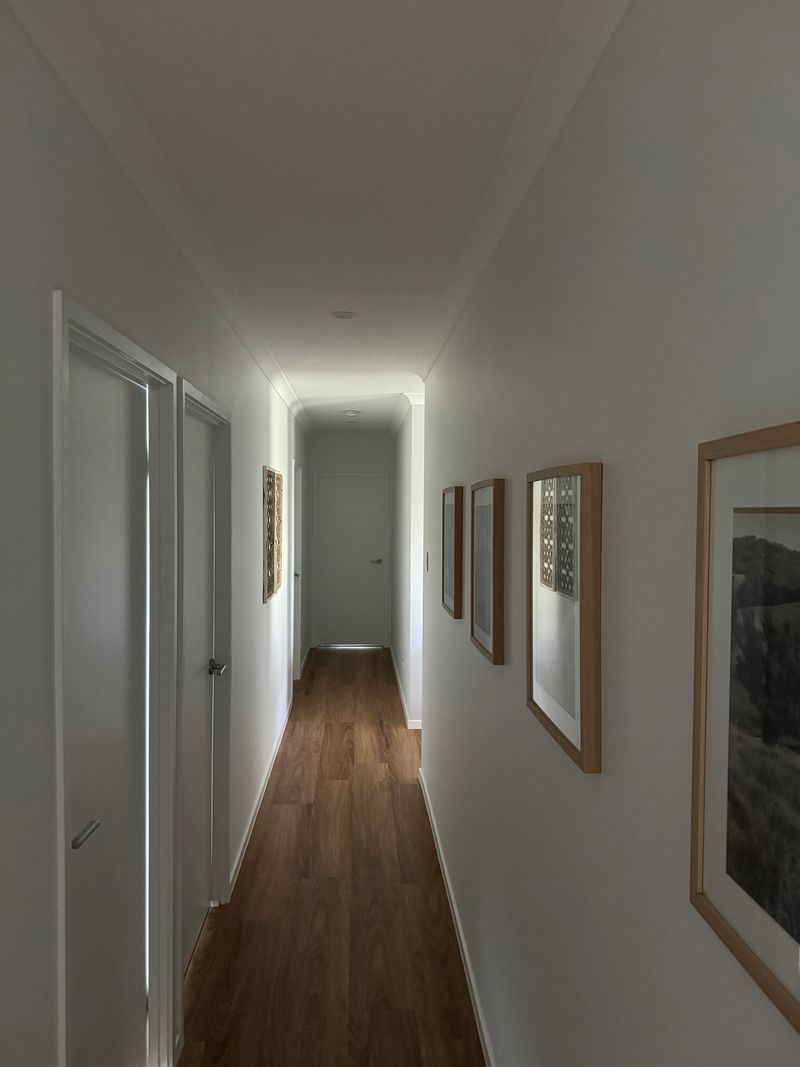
[
  {"xmin": 389, "ymin": 645, "xmax": 422, "ymax": 729},
  {"xmin": 227, "ymin": 696, "xmax": 293, "ymax": 895},
  {"xmin": 294, "ymin": 643, "xmax": 311, "ymax": 682},
  {"xmin": 418, "ymin": 769, "xmax": 496, "ymax": 1067}
]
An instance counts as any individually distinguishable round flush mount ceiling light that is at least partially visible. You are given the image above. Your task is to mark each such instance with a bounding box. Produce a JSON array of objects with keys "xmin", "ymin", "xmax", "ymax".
[
  {"xmin": 342, "ymin": 409, "xmax": 361, "ymax": 419},
  {"xmin": 331, "ymin": 309, "xmax": 357, "ymax": 320}
]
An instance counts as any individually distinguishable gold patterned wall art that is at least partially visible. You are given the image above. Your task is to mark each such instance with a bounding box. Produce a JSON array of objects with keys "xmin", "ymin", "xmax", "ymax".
[{"xmin": 262, "ymin": 467, "xmax": 283, "ymax": 601}]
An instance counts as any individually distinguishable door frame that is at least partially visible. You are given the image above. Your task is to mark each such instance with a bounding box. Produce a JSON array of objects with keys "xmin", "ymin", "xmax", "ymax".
[
  {"xmin": 52, "ymin": 292, "xmax": 178, "ymax": 1067},
  {"xmin": 292, "ymin": 462, "xmax": 303, "ymax": 680},
  {"xmin": 174, "ymin": 379, "xmax": 232, "ymax": 1042},
  {"xmin": 311, "ymin": 471, "xmax": 392, "ymax": 646}
]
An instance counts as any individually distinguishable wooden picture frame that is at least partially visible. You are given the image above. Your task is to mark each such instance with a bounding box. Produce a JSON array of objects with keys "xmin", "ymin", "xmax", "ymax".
[
  {"xmin": 442, "ymin": 485, "xmax": 464, "ymax": 618},
  {"xmin": 262, "ymin": 466, "xmax": 283, "ymax": 602},
  {"xmin": 691, "ymin": 422, "xmax": 800, "ymax": 1033},
  {"xmin": 526, "ymin": 463, "xmax": 602, "ymax": 772},
  {"xmin": 274, "ymin": 470, "xmax": 284, "ymax": 593},
  {"xmin": 470, "ymin": 479, "xmax": 505, "ymax": 664}
]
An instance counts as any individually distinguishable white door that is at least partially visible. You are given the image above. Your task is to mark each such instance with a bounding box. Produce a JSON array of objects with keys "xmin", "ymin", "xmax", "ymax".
[
  {"xmin": 179, "ymin": 386, "xmax": 231, "ymax": 975},
  {"xmin": 293, "ymin": 465, "xmax": 303, "ymax": 678},
  {"xmin": 63, "ymin": 349, "xmax": 148, "ymax": 1067},
  {"xmin": 312, "ymin": 473, "xmax": 390, "ymax": 645},
  {"xmin": 180, "ymin": 408, "xmax": 214, "ymax": 972}
]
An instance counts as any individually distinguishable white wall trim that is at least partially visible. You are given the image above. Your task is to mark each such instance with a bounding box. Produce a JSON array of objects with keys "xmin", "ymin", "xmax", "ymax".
[
  {"xmin": 227, "ymin": 699, "xmax": 292, "ymax": 895},
  {"xmin": 8, "ymin": 0, "xmax": 304, "ymax": 423},
  {"xmin": 389, "ymin": 645, "xmax": 421, "ymax": 730},
  {"xmin": 299, "ymin": 644, "xmax": 312, "ymax": 678},
  {"xmin": 53, "ymin": 291, "xmax": 178, "ymax": 1067},
  {"xmin": 416, "ymin": 0, "xmax": 633, "ymax": 382},
  {"xmin": 418, "ymin": 769, "xmax": 495, "ymax": 1067}
]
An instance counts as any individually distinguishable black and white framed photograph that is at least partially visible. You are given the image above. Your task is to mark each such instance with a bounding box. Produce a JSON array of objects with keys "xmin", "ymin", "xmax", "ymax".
[
  {"xmin": 470, "ymin": 479, "xmax": 504, "ymax": 664},
  {"xmin": 692, "ymin": 422, "xmax": 800, "ymax": 1032},
  {"xmin": 442, "ymin": 485, "xmax": 464, "ymax": 618},
  {"xmin": 526, "ymin": 464, "xmax": 602, "ymax": 772}
]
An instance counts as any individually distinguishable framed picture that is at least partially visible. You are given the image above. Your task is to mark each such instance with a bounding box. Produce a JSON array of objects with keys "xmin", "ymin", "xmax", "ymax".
[
  {"xmin": 262, "ymin": 466, "xmax": 283, "ymax": 602},
  {"xmin": 274, "ymin": 469, "xmax": 284, "ymax": 592},
  {"xmin": 526, "ymin": 464, "xmax": 602, "ymax": 772},
  {"xmin": 692, "ymin": 422, "xmax": 800, "ymax": 1032},
  {"xmin": 442, "ymin": 485, "xmax": 464, "ymax": 618},
  {"xmin": 470, "ymin": 479, "xmax": 504, "ymax": 664}
]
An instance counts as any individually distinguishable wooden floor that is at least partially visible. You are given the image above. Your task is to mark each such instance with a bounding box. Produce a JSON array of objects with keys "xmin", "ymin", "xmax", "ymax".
[{"xmin": 179, "ymin": 648, "xmax": 484, "ymax": 1067}]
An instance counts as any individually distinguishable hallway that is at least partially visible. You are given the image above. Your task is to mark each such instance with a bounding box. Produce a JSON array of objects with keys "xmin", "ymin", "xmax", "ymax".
[{"xmin": 179, "ymin": 649, "xmax": 484, "ymax": 1066}]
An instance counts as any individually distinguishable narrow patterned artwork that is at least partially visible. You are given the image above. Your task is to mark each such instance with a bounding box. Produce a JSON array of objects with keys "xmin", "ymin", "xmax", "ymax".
[
  {"xmin": 555, "ymin": 476, "xmax": 576, "ymax": 597},
  {"xmin": 263, "ymin": 467, "xmax": 276, "ymax": 602},
  {"xmin": 539, "ymin": 475, "xmax": 576, "ymax": 598},
  {"xmin": 540, "ymin": 478, "xmax": 555, "ymax": 590},
  {"xmin": 274, "ymin": 471, "xmax": 284, "ymax": 593}
]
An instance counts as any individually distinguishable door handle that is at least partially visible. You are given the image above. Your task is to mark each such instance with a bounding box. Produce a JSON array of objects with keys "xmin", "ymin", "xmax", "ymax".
[
  {"xmin": 370, "ymin": 558, "xmax": 384, "ymax": 564},
  {"xmin": 71, "ymin": 819, "xmax": 101, "ymax": 850},
  {"xmin": 294, "ymin": 572, "xmax": 300, "ymax": 578},
  {"xmin": 209, "ymin": 659, "xmax": 227, "ymax": 677}
]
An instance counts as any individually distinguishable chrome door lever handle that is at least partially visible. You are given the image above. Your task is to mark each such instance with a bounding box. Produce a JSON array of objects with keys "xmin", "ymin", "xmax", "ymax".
[
  {"xmin": 72, "ymin": 819, "xmax": 101, "ymax": 850},
  {"xmin": 209, "ymin": 659, "xmax": 227, "ymax": 677}
]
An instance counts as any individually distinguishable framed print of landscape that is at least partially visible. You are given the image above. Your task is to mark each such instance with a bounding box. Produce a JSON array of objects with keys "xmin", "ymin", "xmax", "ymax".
[
  {"xmin": 692, "ymin": 422, "xmax": 800, "ymax": 1032},
  {"xmin": 442, "ymin": 485, "xmax": 464, "ymax": 618},
  {"xmin": 526, "ymin": 464, "xmax": 602, "ymax": 773},
  {"xmin": 470, "ymin": 479, "xmax": 505, "ymax": 664}
]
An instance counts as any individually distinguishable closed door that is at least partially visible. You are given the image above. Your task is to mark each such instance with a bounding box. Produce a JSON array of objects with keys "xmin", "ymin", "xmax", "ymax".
[
  {"xmin": 312, "ymin": 473, "xmax": 390, "ymax": 645},
  {"xmin": 64, "ymin": 346, "xmax": 149, "ymax": 1067},
  {"xmin": 178, "ymin": 383, "xmax": 231, "ymax": 990},
  {"xmin": 293, "ymin": 465, "xmax": 303, "ymax": 678},
  {"xmin": 180, "ymin": 407, "xmax": 216, "ymax": 972}
]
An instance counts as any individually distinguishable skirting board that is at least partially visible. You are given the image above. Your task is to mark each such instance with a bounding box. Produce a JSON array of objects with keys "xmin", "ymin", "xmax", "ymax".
[
  {"xmin": 418, "ymin": 769, "xmax": 496, "ymax": 1067},
  {"xmin": 389, "ymin": 645, "xmax": 422, "ymax": 729},
  {"xmin": 293, "ymin": 643, "xmax": 311, "ymax": 682},
  {"xmin": 227, "ymin": 697, "xmax": 293, "ymax": 895}
]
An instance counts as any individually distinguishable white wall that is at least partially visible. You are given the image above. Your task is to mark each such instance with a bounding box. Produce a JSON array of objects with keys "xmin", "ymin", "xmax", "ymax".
[
  {"xmin": 391, "ymin": 402, "xmax": 425, "ymax": 726},
  {"xmin": 0, "ymin": 7, "xmax": 301, "ymax": 1062},
  {"xmin": 421, "ymin": 2, "xmax": 800, "ymax": 1065},
  {"xmin": 309, "ymin": 428, "xmax": 393, "ymax": 475}
]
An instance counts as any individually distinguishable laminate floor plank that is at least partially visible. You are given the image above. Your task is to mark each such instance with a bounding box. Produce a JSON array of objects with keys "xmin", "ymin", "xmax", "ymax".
[
  {"xmin": 178, "ymin": 1040, "xmax": 214, "ymax": 1067},
  {"xmin": 265, "ymin": 721, "xmax": 325, "ymax": 805},
  {"xmin": 180, "ymin": 648, "xmax": 484, "ymax": 1067},
  {"xmin": 320, "ymin": 721, "xmax": 355, "ymax": 780},
  {"xmin": 239, "ymin": 802, "xmax": 309, "ymax": 921},
  {"xmin": 349, "ymin": 1009, "xmax": 423, "ymax": 1067},
  {"xmin": 309, "ymin": 779, "xmax": 352, "ymax": 879}
]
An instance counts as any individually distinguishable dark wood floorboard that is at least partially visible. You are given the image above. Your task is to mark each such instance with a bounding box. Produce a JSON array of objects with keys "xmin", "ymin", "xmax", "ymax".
[{"xmin": 180, "ymin": 648, "xmax": 484, "ymax": 1067}]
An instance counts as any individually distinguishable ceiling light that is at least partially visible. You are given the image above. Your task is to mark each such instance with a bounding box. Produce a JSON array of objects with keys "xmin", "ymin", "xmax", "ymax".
[
  {"xmin": 342, "ymin": 409, "xmax": 361, "ymax": 419},
  {"xmin": 331, "ymin": 309, "xmax": 357, "ymax": 319}
]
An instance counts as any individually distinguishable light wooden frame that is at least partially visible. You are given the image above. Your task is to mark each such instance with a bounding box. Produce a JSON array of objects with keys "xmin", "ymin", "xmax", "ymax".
[
  {"xmin": 526, "ymin": 463, "xmax": 602, "ymax": 772},
  {"xmin": 470, "ymin": 479, "xmax": 505, "ymax": 664},
  {"xmin": 442, "ymin": 485, "xmax": 464, "ymax": 619},
  {"xmin": 52, "ymin": 292, "xmax": 177, "ymax": 1066},
  {"xmin": 691, "ymin": 422, "xmax": 800, "ymax": 1033}
]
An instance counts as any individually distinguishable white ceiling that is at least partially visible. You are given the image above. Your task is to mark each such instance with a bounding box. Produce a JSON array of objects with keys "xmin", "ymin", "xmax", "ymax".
[{"xmin": 72, "ymin": 0, "xmax": 563, "ymax": 426}]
